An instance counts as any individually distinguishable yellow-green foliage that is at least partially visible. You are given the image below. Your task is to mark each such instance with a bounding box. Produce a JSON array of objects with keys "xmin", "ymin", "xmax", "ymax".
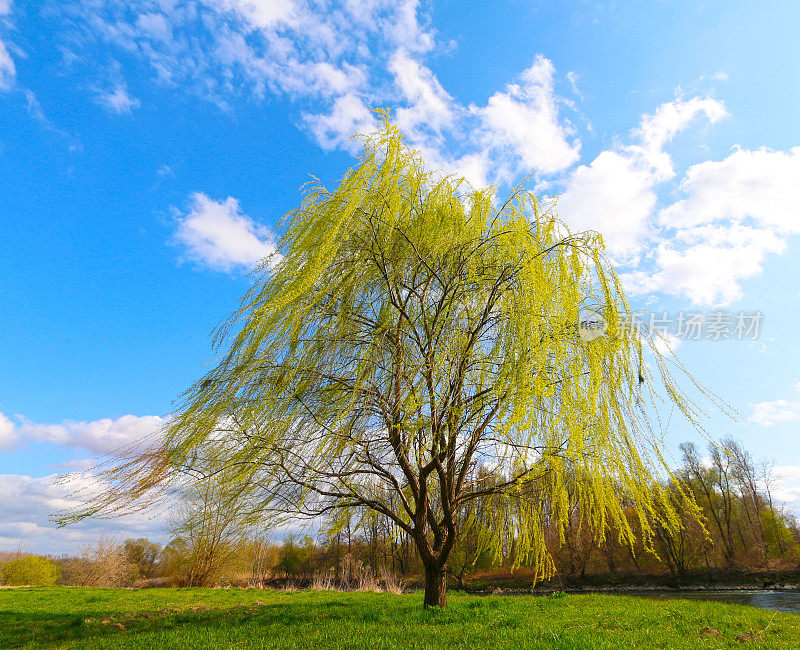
[
  {"xmin": 2, "ymin": 555, "xmax": 60, "ymax": 586},
  {"xmin": 66, "ymin": 116, "xmax": 714, "ymax": 585}
]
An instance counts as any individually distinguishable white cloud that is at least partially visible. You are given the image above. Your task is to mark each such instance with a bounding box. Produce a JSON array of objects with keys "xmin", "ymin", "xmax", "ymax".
[
  {"xmin": 412, "ymin": 145, "xmax": 491, "ymax": 192},
  {"xmin": 213, "ymin": 0, "xmax": 296, "ymax": 30},
  {"xmin": 0, "ymin": 38, "xmax": 15, "ymax": 90},
  {"xmin": 304, "ymin": 62, "xmax": 366, "ymax": 97},
  {"xmin": 65, "ymin": 0, "xmax": 405, "ymax": 108},
  {"xmin": 304, "ymin": 93, "xmax": 378, "ymax": 151},
  {"xmin": 52, "ymin": 459, "xmax": 98, "ymax": 472},
  {"xmin": 0, "ymin": 410, "xmax": 170, "ymax": 553},
  {"xmin": 557, "ymin": 150, "xmax": 656, "ymax": 259},
  {"xmin": 646, "ymin": 225, "xmax": 785, "ymax": 305},
  {"xmin": 749, "ymin": 400, "xmax": 800, "ymax": 426},
  {"xmin": 98, "ymin": 84, "xmax": 141, "ymax": 114},
  {"xmin": 660, "ymin": 147, "xmax": 800, "ymax": 233},
  {"xmin": 558, "ymin": 96, "xmax": 726, "ymax": 260},
  {"xmin": 0, "ymin": 411, "xmax": 164, "ymax": 455},
  {"xmin": 653, "ymin": 331, "xmax": 682, "ymax": 356},
  {"xmin": 0, "ymin": 412, "xmax": 18, "ymax": 450},
  {"xmin": 57, "ymin": 2, "xmax": 578, "ymax": 189},
  {"xmin": 390, "ymin": 49, "xmax": 454, "ymax": 135},
  {"xmin": 8, "ymin": 413, "xmax": 166, "ymax": 455},
  {"xmin": 387, "ymin": 0, "xmax": 434, "ymax": 54},
  {"xmin": 553, "ymin": 96, "xmax": 799, "ymax": 306},
  {"xmin": 311, "ymin": 51, "xmax": 580, "ymax": 188},
  {"xmin": 566, "ymin": 71, "xmax": 581, "ymax": 99},
  {"xmin": 135, "ymin": 12, "xmax": 172, "ymax": 42},
  {"xmin": 766, "ymin": 464, "xmax": 800, "ymax": 514},
  {"xmin": 305, "ymin": 51, "xmax": 581, "ymax": 189},
  {"xmin": 0, "ymin": 412, "xmax": 170, "ymax": 552},
  {"xmin": 0, "ymin": 0, "xmax": 11, "ymax": 16},
  {"xmin": 473, "ymin": 55, "xmax": 580, "ymax": 177},
  {"xmin": 174, "ymin": 193, "xmax": 279, "ymax": 272},
  {"xmin": 0, "ymin": 473, "xmax": 168, "ymax": 554},
  {"xmin": 52, "ymin": 0, "xmax": 799, "ymax": 304},
  {"xmin": 641, "ymin": 147, "xmax": 800, "ymax": 305},
  {"xmin": 633, "ymin": 97, "xmax": 727, "ymax": 177}
]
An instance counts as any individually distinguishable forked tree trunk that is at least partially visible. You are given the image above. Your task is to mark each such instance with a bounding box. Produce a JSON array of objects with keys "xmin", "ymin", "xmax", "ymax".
[{"xmin": 423, "ymin": 563, "xmax": 447, "ymax": 608}]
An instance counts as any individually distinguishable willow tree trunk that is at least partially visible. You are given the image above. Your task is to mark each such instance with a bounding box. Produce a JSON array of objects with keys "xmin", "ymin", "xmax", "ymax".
[{"xmin": 423, "ymin": 563, "xmax": 447, "ymax": 608}]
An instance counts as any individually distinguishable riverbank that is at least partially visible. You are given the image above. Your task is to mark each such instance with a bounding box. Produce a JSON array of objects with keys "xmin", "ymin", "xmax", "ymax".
[
  {"xmin": 460, "ymin": 584, "xmax": 800, "ymax": 597},
  {"xmin": 2, "ymin": 586, "xmax": 799, "ymax": 648},
  {"xmin": 452, "ymin": 568, "xmax": 800, "ymax": 595}
]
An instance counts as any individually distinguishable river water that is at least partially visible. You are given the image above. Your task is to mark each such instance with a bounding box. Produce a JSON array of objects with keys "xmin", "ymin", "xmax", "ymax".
[{"xmin": 631, "ymin": 590, "xmax": 800, "ymax": 614}]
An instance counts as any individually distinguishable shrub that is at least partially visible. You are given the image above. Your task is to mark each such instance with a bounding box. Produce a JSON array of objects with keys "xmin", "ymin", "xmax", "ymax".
[
  {"xmin": 277, "ymin": 536, "xmax": 318, "ymax": 578},
  {"xmin": 63, "ymin": 537, "xmax": 138, "ymax": 587},
  {"xmin": 123, "ymin": 538, "xmax": 161, "ymax": 579},
  {"xmin": 1, "ymin": 555, "xmax": 60, "ymax": 586}
]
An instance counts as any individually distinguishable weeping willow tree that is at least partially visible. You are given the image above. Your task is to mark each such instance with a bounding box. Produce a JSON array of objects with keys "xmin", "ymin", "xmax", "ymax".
[{"xmin": 60, "ymin": 117, "xmax": 713, "ymax": 608}]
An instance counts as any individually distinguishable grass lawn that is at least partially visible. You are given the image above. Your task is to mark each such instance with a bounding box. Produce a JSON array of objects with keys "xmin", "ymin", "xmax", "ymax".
[{"xmin": 1, "ymin": 587, "xmax": 798, "ymax": 648}]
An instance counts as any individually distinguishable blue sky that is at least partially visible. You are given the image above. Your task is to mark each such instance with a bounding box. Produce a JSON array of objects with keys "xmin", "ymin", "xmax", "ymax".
[{"xmin": 1, "ymin": 0, "xmax": 799, "ymax": 552}]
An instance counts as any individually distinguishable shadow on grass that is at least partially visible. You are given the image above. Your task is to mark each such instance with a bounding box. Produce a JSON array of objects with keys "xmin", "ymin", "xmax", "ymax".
[
  {"xmin": 0, "ymin": 597, "xmax": 432, "ymax": 648},
  {"xmin": 0, "ymin": 610, "xmax": 88, "ymax": 648},
  {"xmin": 0, "ymin": 596, "xmax": 403, "ymax": 648}
]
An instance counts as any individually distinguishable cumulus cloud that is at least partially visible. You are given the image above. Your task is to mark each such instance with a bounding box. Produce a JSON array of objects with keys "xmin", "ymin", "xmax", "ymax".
[
  {"xmin": 558, "ymin": 97, "xmax": 726, "ymax": 260},
  {"xmin": 0, "ymin": 411, "xmax": 170, "ymax": 552},
  {"xmin": 765, "ymin": 464, "xmax": 800, "ymax": 514},
  {"xmin": 749, "ymin": 400, "xmax": 800, "ymax": 426},
  {"xmin": 304, "ymin": 93, "xmax": 378, "ymax": 152},
  {"xmin": 174, "ymin": 193, "xmax": 279, "ymax": 272},
  {"xmin": 0, "ymin": 411, "xmax": 165, "ymax": 454},
  {"xmin": 50, "ymin": 0, "xmax": 800, "ymax": 303},
  {"xmin": 557, "ymin": 95, "xmax": 800, "ymax": 306},
  {"xmin": 660, "ymin": 147, "xmax": 800, "ymax": 232},
  {"xmin": 633, "ymin": 97, "xmax": 727, "ymax": 177},
  {"xmin": 557, "ymin": 150, "xmax": 657, "ymax": 259},
  {"xmin": 473, "ymin": 55, "xmax": 580, "ymax": 177},
  {"xmin": 353, "ymin": 52, "xmax": 580, "ymax": 188},
  {"xmin": 644, "ymin": 225, "xmax": 785, "ymax": 305},
  {"xmin": 0, "ymin": 412, "xmax": 19, "ymax": 450},
  {"xmin": 54, "ymin": 1, "xmax": 578, "ymax": 189},
  {"xmin": 644, "ymin": 147, "xmax": 800, "ymax": 305},
  {"xmin": 20, "ymin": 414, "xmax": 166, "ymax": 455},
  {"xmin": 390, "ymin": 49, "xmax": 454, "ymax": 136},
  {"xmin": 0, "ymin": 473, "xmax": 168, "ymax": 554}
]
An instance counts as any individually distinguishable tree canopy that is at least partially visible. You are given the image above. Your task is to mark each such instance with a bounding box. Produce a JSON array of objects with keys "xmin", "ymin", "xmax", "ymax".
[{"xmin": 61, "ymin": 116, "xmax": 714, "ymax": 607}]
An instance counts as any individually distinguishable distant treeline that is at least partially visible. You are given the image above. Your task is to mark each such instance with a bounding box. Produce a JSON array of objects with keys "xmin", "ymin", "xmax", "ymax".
[{"xmin": 2, "ymin": 437, "xmax": 798, "ymax": 589}]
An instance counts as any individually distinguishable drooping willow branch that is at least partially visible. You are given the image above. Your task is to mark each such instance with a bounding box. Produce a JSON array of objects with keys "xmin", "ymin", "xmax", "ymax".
[{"xmin": 57, "ymin": 114, "xmax": 726, "ymax": 584}]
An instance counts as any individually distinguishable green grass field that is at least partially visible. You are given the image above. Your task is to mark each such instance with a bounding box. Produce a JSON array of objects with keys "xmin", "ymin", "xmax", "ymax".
[{"xmin": 1, "ymin": 587, "xmax": 798, "ymax": 648}]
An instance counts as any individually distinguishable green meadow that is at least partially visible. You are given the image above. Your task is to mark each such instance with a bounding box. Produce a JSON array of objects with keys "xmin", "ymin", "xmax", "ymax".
[{"xmin": 1, "ymin": 587, "xmax": 798, "ymax": 648}]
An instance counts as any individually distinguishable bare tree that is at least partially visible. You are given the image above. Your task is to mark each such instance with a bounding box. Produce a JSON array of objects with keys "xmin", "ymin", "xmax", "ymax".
[{"xmin": 169, "ymin": 468, "xmax": 255, "ymax": 587}]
